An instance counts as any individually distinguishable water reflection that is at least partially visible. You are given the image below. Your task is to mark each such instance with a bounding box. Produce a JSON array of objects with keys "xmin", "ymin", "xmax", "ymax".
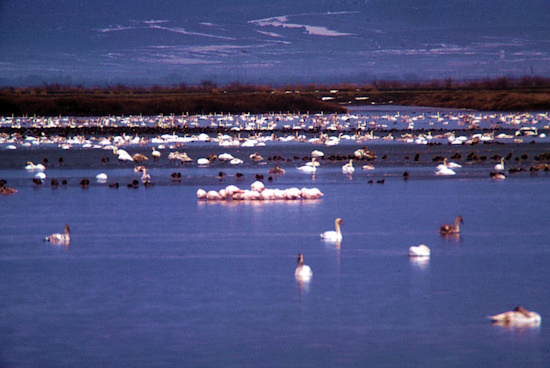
[{"xmin": 409, "ymin": 256, "xmax": 430, "ymax": 271}]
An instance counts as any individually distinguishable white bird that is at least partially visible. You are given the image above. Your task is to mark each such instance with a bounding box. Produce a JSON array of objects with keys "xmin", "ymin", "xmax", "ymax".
[
  {"xmin": 342, "ymin": 159, "xmax": 355, "ymax": 174},
  {"xmin": 311, "ymin": 150, "xmax": 324, "ymax": 158},
  {"xmin": 488, "ymin": 306, "xmax": 541, "ymax": 328},
  {"xmin": 113, "ymin": 147, "xmax": 134, "ymax": 162},
  {"xmin": 251, "ymin": 181, "xmax": 265, "ymax": 193},
  {"xmin": 298, "ymin": 158, "xmax": 317, "ymax": 174},
  {"xmin": 96, "ymin": 173, "xmax": 108, "ymax": 182},
  {"xmin": 321, "ymin": 218, "xmax": 344, "ymax": 241},
  {"xmin": 44, "ymin": 224, "xmax": 70, "ymax": 245},
  {"xmin": 295, "ymin": 253, "xmax": 312, "ymax": 281},
  {"xmin": 409, "ymin": 244, "xmax": 430, "ymax": 257},
  {"xmin": 494, "ymin": 158, "xmax": 505, "ymax": 171},
  {"xmin": 218, "ymin": 153, "xmax": 235, "ymax": 161},
  {"xmin": 25, "ymin": 162, "xmax": 46, "ymax": 171},
  {"xmin": 197, "ymin": 189, "xmax": 207, "ymax": 199},
  {"xmin": 152, "ymin": 147, "xmax": 161, "ymax": 160},
  {"xmin": 300, "ymin": 187, "xmax": 324, "ymax": 199},
  {"xmin": 435, "ymin": 165, "xmax": 456, "ymax": 176},
  {"xmin": 230, "ymin": 158, "xmax": 243, "ymax": 165},
  {"xmin": 197, "ymin": 158, "xmax": 210, "ymax": 166},
  {"xmin": 34, "ymin": 172, "xmax": 46, "ymax": 180}
]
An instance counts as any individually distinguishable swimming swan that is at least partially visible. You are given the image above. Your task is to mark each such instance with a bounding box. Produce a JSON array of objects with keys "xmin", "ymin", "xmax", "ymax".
[
  {"xmin": 298, "ymin": 158, "xmax": 317, "ymax": 174},
  {"xmin": 409, "ymin": 244, "xmax": 430, "ymax": 257},
  {"xmin": 439, "ymin": 216, "xmax": 463, "ymax": 235},
  {"xmin": 44, "ymin": 224, "xmax": 70, "ymax": 245},
  {"xmin": 488, "ymin": 306, "xmax": 541, "ymax": 327},
  {"xmin": 342, "ymin": 159, "xmax": 355, "ymax": 175},
  {"xmin": 494, "ymin": 158, "xmax": 505, "ymax": 171},
  {"xmin": 321, "ymin": 218, "xmax": 343, "ymax": 241},
  {"xmin": 295, "ymin": 253, "xmax": 312, "ymax": 281}
]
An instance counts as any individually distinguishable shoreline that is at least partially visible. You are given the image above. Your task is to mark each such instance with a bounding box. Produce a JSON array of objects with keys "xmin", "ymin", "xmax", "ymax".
[{"xmin": 2, "ymin": 83, "xmax": 550, "ymax": 117}]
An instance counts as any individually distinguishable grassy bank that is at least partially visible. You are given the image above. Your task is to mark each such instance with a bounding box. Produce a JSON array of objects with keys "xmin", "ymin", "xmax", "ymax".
[{"xmin": 1, "ymin": 78, "xmax": 550, "ymax": 116}]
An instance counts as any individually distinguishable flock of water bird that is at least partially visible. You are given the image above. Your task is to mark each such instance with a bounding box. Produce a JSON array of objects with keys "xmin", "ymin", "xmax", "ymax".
[
  {"xmin": 2, "ymin": 110, "xmax": 546, "ymax": 328},
  {"xmin": 292, "ymin": 214, "xmax": 541, "ymax": 328}
]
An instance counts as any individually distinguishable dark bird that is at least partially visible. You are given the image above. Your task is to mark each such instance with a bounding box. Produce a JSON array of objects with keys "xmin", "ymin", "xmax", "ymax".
[{"xmin": 440, "ymin": 216, "xmax": 464, "ymax": 235}]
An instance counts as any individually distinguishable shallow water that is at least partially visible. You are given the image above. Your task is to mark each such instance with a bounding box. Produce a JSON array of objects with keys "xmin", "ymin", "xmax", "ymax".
[{"xmin": 1, "ymin": 138, "xmax": 550, "ymax": 367}]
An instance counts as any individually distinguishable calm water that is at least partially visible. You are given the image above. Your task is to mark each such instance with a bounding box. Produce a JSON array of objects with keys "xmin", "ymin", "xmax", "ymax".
[{"xmin": 1, "ymin": 142, "xmax": 550, "ymax": 367}]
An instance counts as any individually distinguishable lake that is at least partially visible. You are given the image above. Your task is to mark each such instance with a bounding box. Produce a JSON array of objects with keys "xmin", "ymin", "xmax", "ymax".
[{"xmin": 1, "ymin": 111, "xmax": 549, "ymax": 367}]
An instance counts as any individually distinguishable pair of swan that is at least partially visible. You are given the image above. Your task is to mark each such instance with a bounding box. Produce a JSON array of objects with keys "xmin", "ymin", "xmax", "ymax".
[
  {"xmin": 440, "ymin": 216, "xmax": 463, "ymax": 235},
  {"xmin": 488, "ymin": 306, "xmax": 541, "ymax": 327},
  {"xmin": 25, "ymin": 162, "xmax": 46, "ymax": 171},
  {"xmin": 44, "ymin": 225, "xmax": 70, "ymax": 245}
]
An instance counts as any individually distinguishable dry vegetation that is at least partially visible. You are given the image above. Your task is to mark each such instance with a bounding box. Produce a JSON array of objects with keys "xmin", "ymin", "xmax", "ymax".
[{"xmin": 1, "ymin": 77, "xmax": 550, "ymax": 116}]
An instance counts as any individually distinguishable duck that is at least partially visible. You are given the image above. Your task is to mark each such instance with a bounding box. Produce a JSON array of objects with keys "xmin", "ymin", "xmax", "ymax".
[
  {"xmin": 268, "ymin": 166, "xmax": 286, "ymax": 175},
  {"xmin": 80, "ymin": 178, "xmax": 90, "ymax": 188},
  {"xmin": 439, "ymin": 216, "xmax": 463, "ymax": 235},
  {"xmin": 488, "ymin": 306, "xmax": 541, "ymax": 327},
  {"xmin": 249, "ymin": 152, "xmax": 264, "ymax": 162},
  {"xmin": 132, "ymin": 153, "xmax": 148, "ymax": 163},
  {"xmin": 409, "ymin": 244, "xmax": 430, "ymax": 257},
  {"xmin": 295, "ymin": 253, "xmax": 312, "ymax": 281},
  {"xmin": 494, "ymin": 158, "xmax": 505, "ymax": 171},
  {"xmin": 321, "ymin": 218, "xmax": 344, "ymax": 241},
  {"xmin": 44, "ymin": 224, "xmax": 70, "ymax": 245},
  {"xmin": 342, "ymin": 159, "xmax": 355, "ymax": 175},
  {"xmin": 0, "ymin": 180, "xmax": 17, "ymax": 195}
]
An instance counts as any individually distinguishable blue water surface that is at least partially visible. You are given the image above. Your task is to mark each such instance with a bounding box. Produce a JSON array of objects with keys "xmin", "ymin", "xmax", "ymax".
[{"xmin": 1, "ymin": 165, "xmax": 549, "ymax": 367}]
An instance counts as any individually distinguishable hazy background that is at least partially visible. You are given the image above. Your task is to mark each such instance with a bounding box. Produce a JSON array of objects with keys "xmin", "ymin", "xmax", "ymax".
[{"xmin": 1, "ymin": 0, "xmax": 549, "ymax": 86}]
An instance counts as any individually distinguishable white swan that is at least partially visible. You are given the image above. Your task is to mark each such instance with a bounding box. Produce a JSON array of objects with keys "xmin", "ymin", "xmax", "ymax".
[
  {"xmin": 409, "ymin": 244, "xmax": 430, "ymax": 257},
  {"xmin": 321, "ymin": 218, "xmax": 343, "ymax": 241},
  {"xmin": 488, "ymin": 306, "xmax": 541, "ymax": 327},
  {"xmin": 113, "ymin": 147, "xmax": 134, "ymax": 162},
  {"xmin": 251, "ymin": 181, "xmax": 265, "ymax": 193},
  {"xmin": 298, "ymin": 158, "xmax": 317, "ymax": 174},
  {"xmin": 300, "ymin": 187, "xmax": 323, "ymax": 199},
  {"xmin": 435, "ymin": 166, "xmax": 456, "ymax": 176},
  {"xmin": 25, "ymin": 162, "xmax": 46, "ymax": 171},
  {"xmin": 44, "ymin": 224, "xmax": 70, "ymax": 245},
  {"xmin": 96, "ymin": 173, "xmax": 108, "ymax": 182},
  {"xmin": 34, "ymin": 172, "xmax": 46, "ymax": 180},
  {"xmin": 494, "ymin": 158, "xmax": 505, "ymax": 171},
  {"xmin": 197, "ymin": 158, "xmax": 210, "ymax": 166},
  {"xmin": 197, "ymin": 189, "xmax": 207, "ymax": 199},
  {"xmin": 311, "ymin": 150, "xmax": 324, "ymax": 158},
  {"xmin": 295, "ymin": 253, "xmax": 312, "ymax": 281},
  {"xmin": 152, "ymin": 147, "xmax": 161, "ymax": 160},
  {"xmin": 342, "ymin": 159, "xmax": 355, "ymax": 175}
]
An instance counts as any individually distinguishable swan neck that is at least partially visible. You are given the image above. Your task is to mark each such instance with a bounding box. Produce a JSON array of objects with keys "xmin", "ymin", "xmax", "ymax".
[{"xmin": 335, "ymin": 220, "xmax": 341, "ymax": 235}]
